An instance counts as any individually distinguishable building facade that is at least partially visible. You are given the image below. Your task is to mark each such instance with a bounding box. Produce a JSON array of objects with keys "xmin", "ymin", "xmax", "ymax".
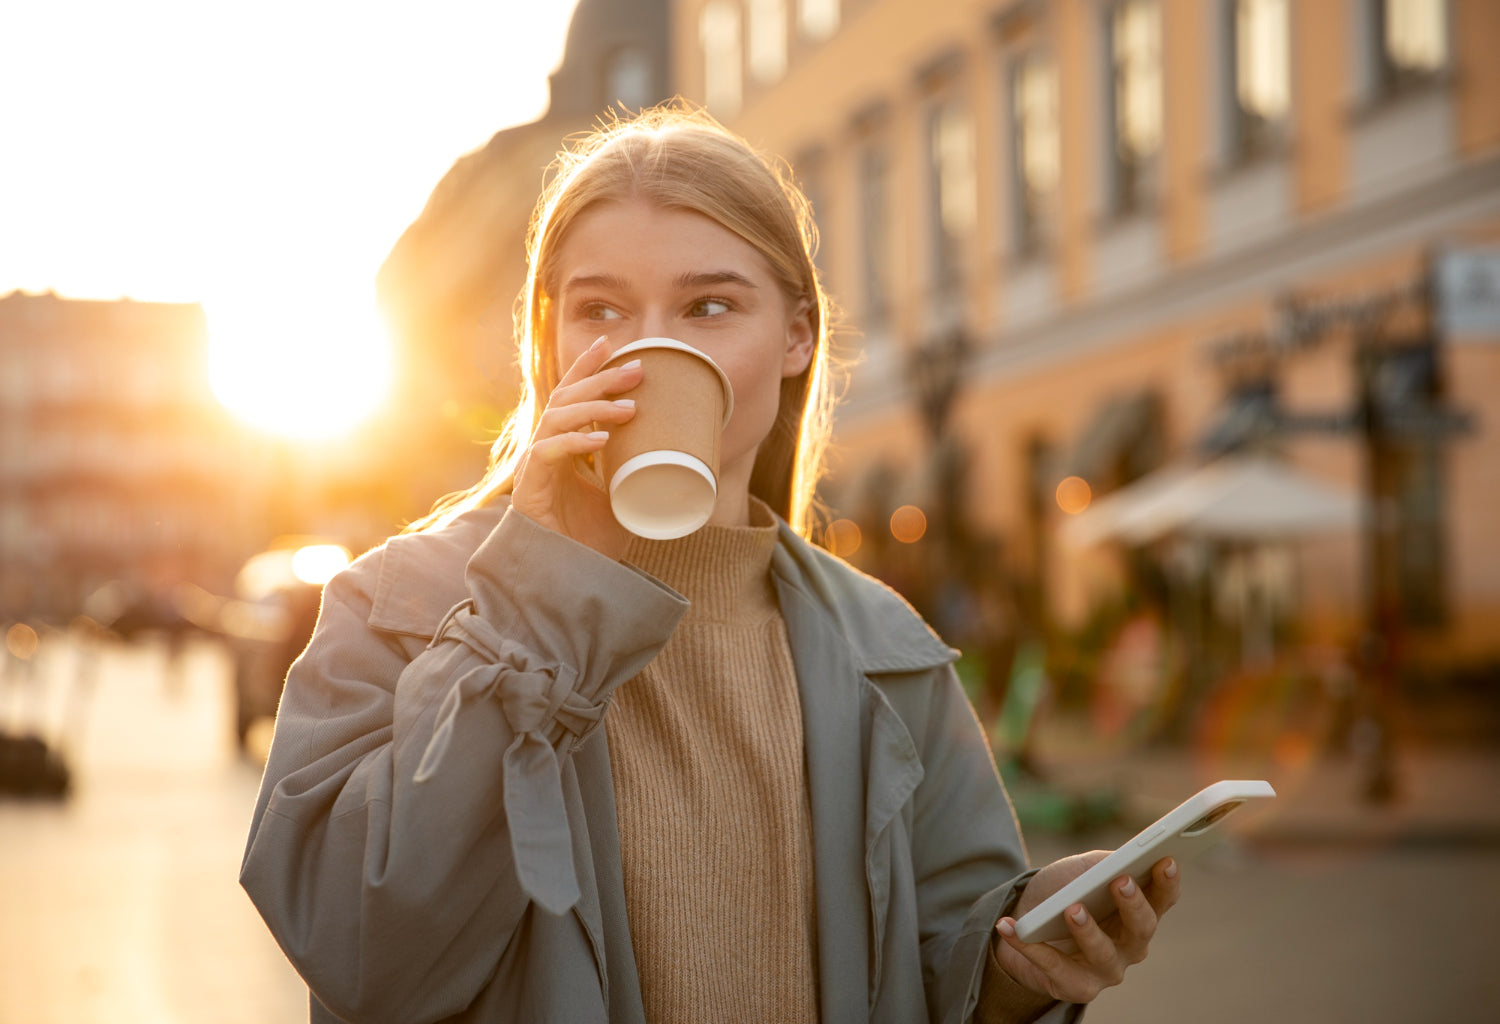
[
  {"xmin": 0, "ymin": 292, "xmax": 252, "ymax": 624},
  {"xmin": 670, "ymin": 0, "xmax": 1500, "ymax": 675}
]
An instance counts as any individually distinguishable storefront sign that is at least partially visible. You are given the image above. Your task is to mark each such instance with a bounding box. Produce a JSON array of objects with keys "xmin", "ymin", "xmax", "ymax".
[{"xmin": 1436, "ymin": 246, "xmax": 1500, "ymax": 339}]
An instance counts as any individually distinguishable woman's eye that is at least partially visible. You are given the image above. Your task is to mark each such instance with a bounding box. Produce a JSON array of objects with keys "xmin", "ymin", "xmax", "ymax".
[
  {"xmin": 583, "ymin": 303, "xmax": 621, "ymax": 321},
  {"xmin": 689, "ymin": 298, "xmax": 731, "ymax": 317}
]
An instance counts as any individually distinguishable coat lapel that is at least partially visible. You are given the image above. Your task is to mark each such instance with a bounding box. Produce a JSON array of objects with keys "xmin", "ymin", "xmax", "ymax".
[
  {"xmin": 572, "ymin": 731, "xmax": 647, "ymax": 1024},
  {"xmin": 771, "ymin": 525, "xmax": 952, "ymax": 1019},
  {"xmin": 776, "ymin": 576, "xmax": 872, "ymax": 1022}
]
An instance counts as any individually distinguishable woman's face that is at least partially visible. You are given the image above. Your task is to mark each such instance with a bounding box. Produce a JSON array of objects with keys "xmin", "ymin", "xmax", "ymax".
[{"xmin": 549, "ymin": 197, "xmax": 814, "ymax": 512}]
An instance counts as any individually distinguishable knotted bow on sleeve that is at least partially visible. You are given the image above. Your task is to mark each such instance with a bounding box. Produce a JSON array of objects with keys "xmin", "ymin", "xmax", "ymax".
[{"xmin": 413, "ymin": 600, "xmax": 601, "ymax": 915}]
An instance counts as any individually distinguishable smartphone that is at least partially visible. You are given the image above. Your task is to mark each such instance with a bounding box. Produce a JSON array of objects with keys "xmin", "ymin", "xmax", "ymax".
[{"xmin": 1012, "ymin": 779, "xmax": 1276, "ymax": 943}]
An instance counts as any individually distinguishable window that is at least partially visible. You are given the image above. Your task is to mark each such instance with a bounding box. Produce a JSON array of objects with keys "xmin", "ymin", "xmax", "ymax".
[
  {"xmin": 605, "ymin": 46, "xmax": 654, "ymax": 111},
  {"xmin": 700, "ymin": 1, "xmax": 743, "ymax": 115},
  {"xmin": 1346, "ymin": 0, "xmax": 1453, "ymax": 201},
  {"xmin": 1230, "ymin": 0, "xmax": 1290, "ymax": 160},
  {"xmin": 1106, "ymin": 0, "xmax": 1162, "ymax": 215},
  {"xmin": 747, "ymin": 0, "xmax": 788, "ymax": 84},
  {"xmin": 1011, "ymin": 51, "xmax": 1060, "ymax": 254},
  {"xmin": 796, "ymin": 148, "xmax": 827, "ymax": 278},
  {"xmin": 928, "ymin": 96, "xmax": 976, "ymax": 289},
  {"xmin": 1378, "ymin": 0, "xmax": 1448, "ymax": 91},
  {"xmin": 858, "ymin": 141, "xmax": 889, "ymax": 321},
  {"xmin": 799, "ymin": 0, "xmax": 839, "ymax": 40}
]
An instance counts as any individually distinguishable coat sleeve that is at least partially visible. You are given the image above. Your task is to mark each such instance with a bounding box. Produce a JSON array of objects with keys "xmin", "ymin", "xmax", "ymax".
[
  {"xmin": 239, "ymin": 508, "xmax": 688, "ymax": 1024},
  {"xmin": 906, "ymin": 666, "xmax": 1085, "ymax": 1024}
]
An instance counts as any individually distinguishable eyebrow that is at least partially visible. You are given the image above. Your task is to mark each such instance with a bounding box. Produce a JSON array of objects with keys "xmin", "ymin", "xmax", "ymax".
[
  {"xmin": 561, "ymin": 272, "xmax": 632, "ymax": 294},
  {"xmin": 561, "ymin": 269, "xmax": 760, "ymax": 294},
  {"xmin": 673, "ymin": 270, "xmax": 759, "ymax": 291}
]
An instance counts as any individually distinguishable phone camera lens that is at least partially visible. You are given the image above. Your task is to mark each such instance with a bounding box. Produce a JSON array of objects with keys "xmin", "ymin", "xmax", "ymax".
[{"xmin": 1182, "ymin": 800, "xmax": 1243, "ymax": 836}]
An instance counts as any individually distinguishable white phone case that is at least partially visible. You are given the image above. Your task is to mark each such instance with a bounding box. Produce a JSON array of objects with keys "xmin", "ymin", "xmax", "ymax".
[{"xmin": 1012, "ymin": 779, "xmax": 1276, "ymax": 943}]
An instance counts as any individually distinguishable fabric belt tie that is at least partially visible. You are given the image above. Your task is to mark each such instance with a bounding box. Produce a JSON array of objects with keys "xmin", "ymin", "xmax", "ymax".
[{"xmin": 414, "ymin": 602, "xmax": 594, "ymax": 915}]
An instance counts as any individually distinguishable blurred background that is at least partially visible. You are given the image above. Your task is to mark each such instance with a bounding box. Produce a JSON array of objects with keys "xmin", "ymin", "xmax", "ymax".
[{"xmin": 2, "ymin": 0, "xmax": 1498, "ymax": 1021}]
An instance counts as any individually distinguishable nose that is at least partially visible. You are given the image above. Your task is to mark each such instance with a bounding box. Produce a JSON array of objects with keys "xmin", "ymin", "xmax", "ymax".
[{"xmin": 638, "ymin": 308, "xmax": 671, "ymax": 341}]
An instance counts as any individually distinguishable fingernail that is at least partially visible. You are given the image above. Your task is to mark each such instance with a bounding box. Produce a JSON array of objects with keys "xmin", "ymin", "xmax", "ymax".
[
  {"xmin": 1069, "ymin": 906, "xmax": 1088, "ymax": 926},
  {"xmin": 587, "ymin": 430, "xmax": 609, "ymax": 441},
  {"xmin": 613, "ymin": 399, "xmax": 636, "ymax": 409},
  {"xmin": 620, "ymin": 359, "xmax": 641, "ymax": 371},
  {"xmin": 590, "ymin": 335, "xmax": 607, "ymax": 350},
  {"xmin": 1164, "ymin": 859, "xmax": 1178, "ymax": 879},
  {"xmin": 996, "ymin": 919, "xmax": 1016, "ymax": 938},
  {"xmin": 1119, "ymin": 877, "xmax": 1137, "ymax": 898}
]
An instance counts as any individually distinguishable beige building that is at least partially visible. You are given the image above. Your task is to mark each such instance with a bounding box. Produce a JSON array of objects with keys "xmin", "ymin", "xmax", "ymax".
[
  {"xmin": 0, "ymin": 292, "xmax": 251, "ymax": 623},
  {"xmin": 670, "ymin": 0, "xmax": 1500, "ymax": 683}
]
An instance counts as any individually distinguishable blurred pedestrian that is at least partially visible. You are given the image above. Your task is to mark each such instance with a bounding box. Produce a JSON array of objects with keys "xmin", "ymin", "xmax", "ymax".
[{"xmin": 240, "ymin": 102, "xmax": 1179, "ymax": 1024}]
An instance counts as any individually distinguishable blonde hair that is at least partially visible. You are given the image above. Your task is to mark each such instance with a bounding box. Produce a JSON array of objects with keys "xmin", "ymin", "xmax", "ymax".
[{"xmin": 410, "ymin": 101, "xmax": 839, "ymax": 537}]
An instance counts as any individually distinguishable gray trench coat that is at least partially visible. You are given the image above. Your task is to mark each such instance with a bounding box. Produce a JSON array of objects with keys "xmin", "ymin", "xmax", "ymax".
[{"xmin": 241, "ymin": 502, "xmax": 1079, "ymax": 1023}]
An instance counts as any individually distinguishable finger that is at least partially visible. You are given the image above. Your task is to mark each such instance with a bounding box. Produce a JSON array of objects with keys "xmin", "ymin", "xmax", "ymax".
[
  {"xmin": 555, "ymin": 335, "xmax": 615, "ymax": 388},
  {"xmin": 1107, "ymin": 875, "xmax": 1159, "ymax": 963},
  {"xmin": 535, "ymin": 398, "xmax": 637, "ymax": 440},
  {"xmin": 1061, "ymin": 904, "xmax": 1126, "ymax": 985},
  {"xmin": 528, "ymin": 429, "xmax": 611, "ymax": 467},
  {"xmin": 551, "ymin": 340, "xmax": 643, "ymax": 405},
  {"xmin": 995, "ymin": 919, "xmax": 1104, "ymax": 1004},
  {"xmin": 1147, "ymin": 857, "xmax": 1182, "ymax": 918}
]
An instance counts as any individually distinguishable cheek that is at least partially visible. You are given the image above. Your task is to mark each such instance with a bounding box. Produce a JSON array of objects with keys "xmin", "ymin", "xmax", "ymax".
[{"xmin": 722, "ymin": 366, "xmax": 783, "ymax": 450}]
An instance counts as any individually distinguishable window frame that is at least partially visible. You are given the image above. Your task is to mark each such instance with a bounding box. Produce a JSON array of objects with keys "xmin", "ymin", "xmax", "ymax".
[
  {"xmin": 1101, "ymin": 0, "xmax": 1164, "ymax": 220},
  {"xmin": 1008, "ymin": 46, "xmax": 1061, "ymax": 259}
]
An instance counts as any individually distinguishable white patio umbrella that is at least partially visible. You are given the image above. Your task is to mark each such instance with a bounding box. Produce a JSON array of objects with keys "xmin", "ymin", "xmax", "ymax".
[{"xmin": 1061, "ymin": 455, "xmax": 1367, "ymax": 548}]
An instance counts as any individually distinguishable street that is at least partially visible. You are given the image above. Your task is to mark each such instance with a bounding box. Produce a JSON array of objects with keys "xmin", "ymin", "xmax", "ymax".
[
  {"xmin": 0, "ymin": 633, "xmax": 305, "ymax": 1024},
  {"xmin": 1027, "ymin": 831, "xmax": 1500, "ymax": 1022},
  {"xmin": 2, "ymin": 632, "xmax": 1497, "ymax": 1023}
]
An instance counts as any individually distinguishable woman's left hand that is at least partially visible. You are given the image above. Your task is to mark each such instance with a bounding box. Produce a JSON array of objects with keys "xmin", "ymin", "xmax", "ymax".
[{"xmin": 992, "ymin": 852, "xmax": 1181, "ymax": 1005}]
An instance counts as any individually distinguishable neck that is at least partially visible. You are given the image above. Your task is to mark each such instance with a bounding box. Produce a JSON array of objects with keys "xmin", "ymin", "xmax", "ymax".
[{"xmin": 708, "ymin": 458, "xmax": 755, "ymax": 528}]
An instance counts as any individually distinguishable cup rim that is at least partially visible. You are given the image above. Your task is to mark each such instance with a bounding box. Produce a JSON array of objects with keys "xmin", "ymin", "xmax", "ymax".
[
  {"xmin": 602, "ymin": 337, "xmax": 735, "ymax": 426},
  {"xmin": 608, "ymin": 449, "xmax": 718, "ymax": 539}
]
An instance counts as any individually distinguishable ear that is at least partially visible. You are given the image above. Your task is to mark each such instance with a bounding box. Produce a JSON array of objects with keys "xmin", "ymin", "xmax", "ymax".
[{"xmin": 782, "ymin": 298, "xmax": 816, "ymax": 378}]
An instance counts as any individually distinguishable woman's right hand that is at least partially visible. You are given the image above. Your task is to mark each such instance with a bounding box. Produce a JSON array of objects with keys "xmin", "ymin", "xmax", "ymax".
[{"xmin": 512, "ymin": 336, "xmax": 643, "ymax": 559}]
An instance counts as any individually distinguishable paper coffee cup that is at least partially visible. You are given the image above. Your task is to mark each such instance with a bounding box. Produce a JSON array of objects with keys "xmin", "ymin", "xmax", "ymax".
[{"xmin": 599, "ymin": 338, "xmax": 735, "ymax": 540}]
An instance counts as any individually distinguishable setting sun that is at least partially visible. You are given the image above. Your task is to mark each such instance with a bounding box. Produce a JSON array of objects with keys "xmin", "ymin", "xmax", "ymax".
[{"xmin": 206, "ymin": 291, "xmax": 395, "ymax": 441}]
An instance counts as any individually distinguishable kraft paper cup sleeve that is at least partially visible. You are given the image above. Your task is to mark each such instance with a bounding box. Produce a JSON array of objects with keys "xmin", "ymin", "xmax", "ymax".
[{"xmin": 599, "ymin": 339, "xmax": 734, "ymax": 539}]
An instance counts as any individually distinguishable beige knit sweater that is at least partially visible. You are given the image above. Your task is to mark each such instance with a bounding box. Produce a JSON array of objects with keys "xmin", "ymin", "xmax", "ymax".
[{"xmin": 606, "ymin": 503, "xmax": 819, "ymax": 1023}]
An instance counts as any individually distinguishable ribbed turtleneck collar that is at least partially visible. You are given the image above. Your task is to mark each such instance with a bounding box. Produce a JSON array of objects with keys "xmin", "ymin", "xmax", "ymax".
[{"xmin": 623, "ymin": 498, "xmax": 780, "ymax": 625}]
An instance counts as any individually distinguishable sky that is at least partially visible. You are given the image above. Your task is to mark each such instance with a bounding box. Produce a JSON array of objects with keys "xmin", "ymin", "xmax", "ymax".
[{"xmin": 0, "ymin": 0, "xmax": 583, "ymax": 436}]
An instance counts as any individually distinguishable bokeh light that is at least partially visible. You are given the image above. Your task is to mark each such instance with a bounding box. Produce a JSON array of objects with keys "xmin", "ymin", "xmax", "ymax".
[
  {"xmin": 890, "ymin": 504, "xmax": 928, "ymax": 544},
  {"xmin": 5, "ymin": 623, "xmax": 40, "ymax": 660},
  {"xmin": 824, "ymin": 517, "xmax": 863, "ymax": 557},
  {"xmin": 1056, "ymin": 475, "xmax": 1093, "ymax": 515}
]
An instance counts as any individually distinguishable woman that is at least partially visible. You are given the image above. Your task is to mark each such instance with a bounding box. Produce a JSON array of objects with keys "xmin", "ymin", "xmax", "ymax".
[{"xmin": 241, "ymin": 102, "xmax": 1178, "ymax": 1024}]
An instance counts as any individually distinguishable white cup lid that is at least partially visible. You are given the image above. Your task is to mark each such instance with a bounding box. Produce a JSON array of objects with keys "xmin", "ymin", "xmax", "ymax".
[{"xmin": 608, "ymin": 450, "xmax": 718, "ymax": 540}]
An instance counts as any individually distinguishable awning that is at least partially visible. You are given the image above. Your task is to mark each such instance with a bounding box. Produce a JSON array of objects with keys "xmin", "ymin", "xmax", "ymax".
[
  {"xmin": 1064, "ymin": 390, "xmax": 1161, "ymax": 483},
  {"xmin": 1061, "ymin": 454, "xmax": 1367, "ymax": 547}
]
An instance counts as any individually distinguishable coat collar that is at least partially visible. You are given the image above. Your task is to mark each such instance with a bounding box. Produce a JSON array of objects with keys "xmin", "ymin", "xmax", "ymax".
[
  {"xmin": 364, "ymin": 501, "xmax": 959, "ymax": 678},
  {"xmin": 769, "ymin": 518, "xmax": 957, "ymax": 675}
]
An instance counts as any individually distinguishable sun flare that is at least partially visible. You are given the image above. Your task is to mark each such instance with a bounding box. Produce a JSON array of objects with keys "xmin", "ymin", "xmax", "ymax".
[{"xmin": 207, "ymin": 292, "xmax": 395, "ymax": 441}]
